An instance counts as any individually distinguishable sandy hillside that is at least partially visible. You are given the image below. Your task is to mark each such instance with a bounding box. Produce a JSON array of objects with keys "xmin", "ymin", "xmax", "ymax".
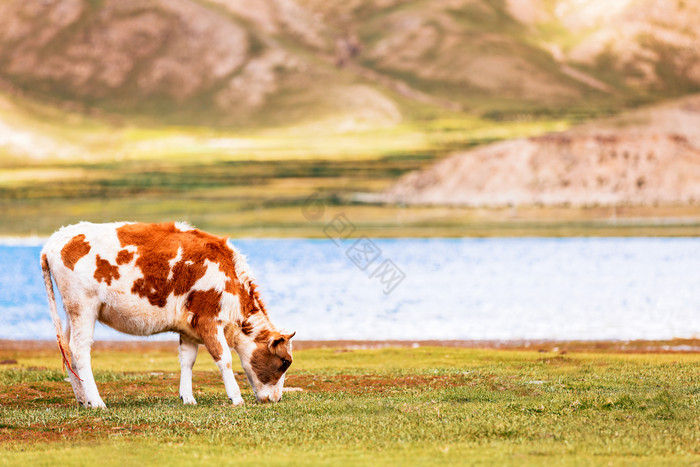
[{"xmin": 383, "ymin": 95, "xmax": 700, "ymax": 206}]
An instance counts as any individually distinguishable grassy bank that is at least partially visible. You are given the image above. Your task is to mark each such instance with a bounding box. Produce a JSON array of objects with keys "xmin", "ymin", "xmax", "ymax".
[
  {"xmin": 0, "ymin": 344, "xmax": 698, "ymax": 465},
  {"xmin": 2, "ymin": 93, "xmax": 700, "ymax": 237},
  {"xmin": 0, "ymin": 102, "xmax": 570, "ymax": 237},
  {"xmin": 3, "ymin": 135, "xmax": 700, "ymax": 237}
]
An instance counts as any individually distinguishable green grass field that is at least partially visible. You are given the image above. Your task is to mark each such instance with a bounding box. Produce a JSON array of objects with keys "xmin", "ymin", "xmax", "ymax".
[
  {"xmin": 0, "ymin": 344, "xmax": 698, "ymax": 465},
  {"xmin": 0, "ymin": 93, "xmax": 572, "ymax": 237},
  {"xmin": 3, "ymin": 90, "xmax": 700, "ymax": 238},
  {"xmin": 3, "ymin": 105, "xmax": 700, "ymax": 237}
]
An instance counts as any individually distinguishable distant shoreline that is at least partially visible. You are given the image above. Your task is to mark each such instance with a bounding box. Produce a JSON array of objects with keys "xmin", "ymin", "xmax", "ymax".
[
  {"xmin": 2, "ymin": 229, "xmax": 700, "ymax": 246},
  {"xmin": 0, "ymin": 237, "xmax": 46, "ymax": 246},
  {"xmin": 2, "ymin": 338, "xmax": 698, "ymax": 353}
]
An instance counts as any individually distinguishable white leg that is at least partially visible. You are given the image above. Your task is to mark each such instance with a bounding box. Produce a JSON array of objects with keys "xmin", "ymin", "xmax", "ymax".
[
  {"xmin": 68, "ymin": 302, "xmax": 105, "ymax": 409},
  {"xmin": 64, "ymin": 322, "xmax": 87, "ymax": 405},
  {"xmin": 216, "ymin": 348, "xmax": 244, "ymax": 406},
  {"xmin": 198, "ymin": 323, "xmax": 244, "ymax": 406},
  {"xmin": 178, "ymin": 336, "xmax": 198, "ymax": 405}
]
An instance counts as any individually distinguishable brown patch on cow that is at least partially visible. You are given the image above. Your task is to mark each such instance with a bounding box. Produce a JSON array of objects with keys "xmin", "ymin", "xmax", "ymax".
[
  {"xmin": 116, "ymin": 249, "xmax": 134, "ymax": 265},
  {"xmin": 94, "ymin": 255, "xmax": 120, "ymax": 286},
  {"xmin": 254, "ymin": 329, "xmax": 271, "ymax": 344},
  {"xmin": 198, "ymin": 321, "xmax": 223, "ymax": 361},
  {"xmin": 63, "ymin": 301, "xmax": 81, "ymax": 319},
  {"xmin": 226, "ymin": 362, "xmax": 232, "ymax": 369},
  {"xmin": 244, "ymin": 283, "xmax": 268, "ymax": 318},
  {"xmin": 250, "ymin": 347, "xmax": 284, "ymax": 385},
  {"xmin": 187, "ymin": 289, "xmax": 224, "ymax": 361},
  {"xmin": 187, "ymin": 289, "xmax": 222, "ymax": 328},
  {"xmin": 239, "ymin": 320, "xmax": 254, "ymax": 336},
  {"xmin": 60, "ymin": 234, "xmax": 91, "ymax": 271},
  {"xmin": 223, "ymin": 323, "xmax": 237, "ymax": 347},
  {"xmin": 115, "ymin": 223, "xmax": 263, "ymax": 318},
  {"xmin": 112, "ymin": 222, "xmax": 270, "ymax": 353}
]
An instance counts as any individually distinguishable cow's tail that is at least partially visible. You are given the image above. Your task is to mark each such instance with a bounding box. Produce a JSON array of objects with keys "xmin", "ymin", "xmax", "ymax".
[{"xmin": 41, "ymin": 254, "xmax": 82, "ymax": 381}]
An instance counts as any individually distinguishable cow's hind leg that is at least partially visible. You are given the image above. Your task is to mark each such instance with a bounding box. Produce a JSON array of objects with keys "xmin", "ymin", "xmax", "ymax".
[
  {"xmin": 63, "ymin": 321, "xmax": 87, "ymax": 406},
  {"xmin": 66, "ymin": 300, "xmax": 106, "ymax": 409},
  {"xmin": 178, "ymin": 335, "xmax": 198, "ymax": 405},
  {"xmin": 196, "ymin": 320, "xmax": 244, "ymax": 406}
]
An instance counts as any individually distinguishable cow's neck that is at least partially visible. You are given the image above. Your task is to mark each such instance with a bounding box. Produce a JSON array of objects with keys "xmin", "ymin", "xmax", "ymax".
[{"xmin": 246, "ymin": 311, "xmax": 277, "ymax": 337}]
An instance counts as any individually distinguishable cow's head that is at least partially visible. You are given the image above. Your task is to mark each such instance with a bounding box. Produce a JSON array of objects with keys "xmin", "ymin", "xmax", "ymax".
[{"xmin": 237, "ymin": 330, "xmax": 296, "ymax": 403}]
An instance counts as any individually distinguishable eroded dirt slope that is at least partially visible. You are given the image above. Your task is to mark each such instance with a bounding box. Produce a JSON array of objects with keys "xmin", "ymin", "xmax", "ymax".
[{"xmin": 384, "ymin": 95, "xmax": 700, "ymax": 206}]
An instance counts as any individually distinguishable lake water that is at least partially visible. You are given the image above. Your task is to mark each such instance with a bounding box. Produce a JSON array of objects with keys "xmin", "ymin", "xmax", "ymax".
[{"xmin": 1, "ymin": 237, "xmax": 699, "ymax": 341}]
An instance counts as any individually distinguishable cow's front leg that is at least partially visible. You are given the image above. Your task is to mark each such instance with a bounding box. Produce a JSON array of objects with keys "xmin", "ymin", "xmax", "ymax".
[
  {"xmin": 196, "ymin": 320, "xmax": 244, "ymax": 406},
  {"xmin": 178, "ymin": 336, "xmax": 198, "ymax": 405}
]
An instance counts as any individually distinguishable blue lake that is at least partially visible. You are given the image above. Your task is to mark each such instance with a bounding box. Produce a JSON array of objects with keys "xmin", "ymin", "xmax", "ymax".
[{"xmin": 1, "ymin": 237, "xmax": 699, "ymax": 341}]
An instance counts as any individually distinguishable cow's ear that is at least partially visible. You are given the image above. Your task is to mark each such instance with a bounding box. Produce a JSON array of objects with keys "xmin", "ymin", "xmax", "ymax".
[
  {"xmin": 268, "ymin": 331, "xmax": 296, "ymax": 354},
  {"xmin": 268, "ymin": 333, "xmax": 286, "ymax": 354}
]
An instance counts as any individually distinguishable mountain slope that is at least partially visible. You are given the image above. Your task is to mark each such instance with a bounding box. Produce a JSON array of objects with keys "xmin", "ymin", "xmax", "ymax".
[
  {"xmin": 1, "ymin": 0, "xmax": 700, "ymax": 127},
  {"xmin": 0, "ymin": 0, "xmax": 395, "ymax": 127},
  {"xmin": 383, "ymin": 94, "xmax": 700, "ymax": 206}
]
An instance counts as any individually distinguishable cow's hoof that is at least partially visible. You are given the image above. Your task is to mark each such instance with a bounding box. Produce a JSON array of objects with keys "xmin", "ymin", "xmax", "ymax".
[
  {"xmin": 229, "ymin": 396, "xmax": 245, "ymax": 406},
  {"xmin": 180, "ymin": 394, "xmax": 197, "ymax": 405},
  {"xmin": 83, "ymin": 399, "xmax": 107, "ymax": 409}
]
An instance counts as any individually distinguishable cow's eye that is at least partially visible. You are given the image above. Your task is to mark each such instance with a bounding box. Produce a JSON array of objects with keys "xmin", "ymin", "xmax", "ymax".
[{"xmin": 280, "ymin": 358, "xmax": 291, "ymax": 371}]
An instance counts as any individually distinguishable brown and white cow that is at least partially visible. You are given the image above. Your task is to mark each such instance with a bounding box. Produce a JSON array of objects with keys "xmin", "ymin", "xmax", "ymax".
[{"xmin": 41, "ymin": 221, "xmax": 295, "ymax": 408}]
